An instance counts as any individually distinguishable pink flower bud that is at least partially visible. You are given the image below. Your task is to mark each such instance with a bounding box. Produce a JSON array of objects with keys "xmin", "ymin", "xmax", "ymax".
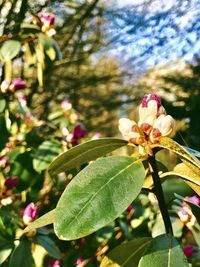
[
  {"xmin": 183, "ymin": 246, "xmax": 193, "ymax": 258},
  {"xmin": 4, "ymin": 176, "xmax": 19, "ymax": 190},
  {"xmin": 1, "ymin": 80, "xmax": 10, "ymax": 93},
  {"xmin": 17, "ymin": 93, "xmax": 27, "ymax": 107},
  {"xmin": 10, "ymin": 78, "xmax": 26, "ymax": 91},
  {"xmin": 39, "ymin": 13, "xmax": 55, "ymax": 26},
  {"xmin": 71, "ymin": 124, "xmax": 87, "ymax": 144},
  {"xmin": 185, "ymin": 196, "xmax": 200, "ymax": 206},
  {"xmin": 0, "ymin": 156, "xmax": 9, "ymax": 168},
  {"xmin": 22, "ymin": 202, "xmax": 38, "ymax": 225},
  {"xmin": 141, "ymin": 93, "xmax": 162, "ymax": 109},
  {"xmin": 178, "ymin": 203, "xmax": 196, "ymax": 228},
  {"xmin": 75, "ymin": 257, "xmax": 85, "ymax": 266},
  {"xmin": 61, "ymin": 99, "xmax": 72, "ymax": 111},
  {"xmin": 48, "ymin": 259, "xmax": 61, "ymax": 267}
]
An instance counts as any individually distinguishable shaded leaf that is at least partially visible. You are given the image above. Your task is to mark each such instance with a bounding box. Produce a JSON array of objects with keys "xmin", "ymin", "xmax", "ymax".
[
  {"xmin": 100, "ymin": 238, "xmax": 152, "ymax": 267},
  {"xmin": 54, "ymin": 156, "xmax": 145, "ymax": 240},
  {"xmin": 0, "ymin": 99, "xmax": 6, "ymax": 113},
  {"xmin": 138, "ymin": 234, "xmax": 188, "ymax": 267},
  {"xmin": 23, "ymin": 209, "xmax": 56, "ymax": 233},
  {"xmin": 33, "ymin": 139, "xmax": 62, "ymax": 173},
  {"xmin": 48, "ymin": 138, "xmax": 128, "ymax": 176},
  {"xmin": 38, "ymin": 33, "xmax": 62, "ymax": 60},
  {"xmin": 0, "ymin": 40, "xmax": 21, "ymax": 61},
  {"xmin": 35, "ymin": 235, "xmax": 61, "ymax": 259},
  {"xmin": 9, "ymin": 240, "xmax": 34, "ymax": 267}
]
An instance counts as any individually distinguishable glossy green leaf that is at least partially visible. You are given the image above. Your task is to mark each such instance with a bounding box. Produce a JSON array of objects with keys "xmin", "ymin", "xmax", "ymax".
[
  {"xmin": 153, "ymin": 137, "xmax": 200, "ymax": 171},
  {"xmin": 100, "ymin": 238, "xmax": 152, "ymax": 267},
  {"xmin": 0, "ymin": 40, "xmax": 21, "ymax": 61},
  {"xmin": 23, "ymin": 209, "xmax": 56, "ymax": 233},
  {"xmin": 138, "ymin": 234, "xmax": 188, "ymax": 267},
  {"xmin": 9, "ymin": 240, "xmax": 34, "ymax": 267},
  {"xmin": 48, "ymin": 138, "xmax": 128, "ymax": 176},
  {"xmin": 33, "ymin": 139, "xmax": 62, "ymax": 173},
  {"xmin": 54, "ymin": 156, "xmax": 145, "ymax": 240},
  {"xmin": 35, "ymin": 235, "xmax": 61, "ymax": 259},
  {"xmin": 0, "ymin": 240, "xmax": 13, "ymax": 265}
]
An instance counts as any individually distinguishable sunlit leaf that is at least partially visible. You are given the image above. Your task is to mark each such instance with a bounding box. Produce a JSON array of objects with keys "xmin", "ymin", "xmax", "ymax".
[
  {"xmin": 38, "ymin": 33, "xmax": 62, "ymax": 60},
  {"xmin": 0, "ymin": 240, "xmax": 13, "ymax": 265},
  {"xmin": 23, "ymin": 209, "xmax": 56, "ymax": 233},
  {"xmin": 100, "ymin": 238, "xmax": 152, "ymax": 267},
  {"xmin": 153, "ymin": 137, "xmax": 200, "ymax": 170},
  {"xmin": 54, "ymin": 156, "xmax": 145, "ymax": 240},
  {"xmin": 48, "ymin": 138, "xmax": 128, "ymax": 176},
  {"xmin": 138, "ymin": 234, "xmax": 189, "ymax": 267},
  {"xmin": 0, "ymin": 40, "xmax": 21, "ymax": 61}
]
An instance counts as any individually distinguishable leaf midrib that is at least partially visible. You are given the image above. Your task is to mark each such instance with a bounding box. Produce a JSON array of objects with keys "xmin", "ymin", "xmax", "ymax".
[
  {"xmin": 122, "ymin": 240, "xmax": 152, "ymax": 266},
  {"xmin": 57, "ymin": 158, "xmax": 141, "ymax": 233},
  {"xmin": 49, "ymin": 140, "xmax": 126, "ymax": 175}
]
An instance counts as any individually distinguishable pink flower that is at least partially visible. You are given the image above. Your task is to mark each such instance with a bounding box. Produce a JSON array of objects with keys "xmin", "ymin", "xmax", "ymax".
[
  {"xmin": 10, "ymin": 78, "xmax": 26, "ymax": 91},
  {"xmin": 185, "ymin": 196, "xmax": 200, "ymax": 206},
  {"xmin": 178, "ymin": 203, "xmax": 196, "ymax": 228},
  {"xmin": 71, "ymin": 124, "xmax": 87, "ymax": 144},
  {"xmin": 22, "ymin": 203, "xmax": 38, "ymax": 225},
  {"xmin": 17, "ymin": 93, "xmax": 27, "ymax": 107},
  {"xmin": 4, "ymin": 176, "xmax": 19, "ymax": 190},
  {"xmin": 61, "ymin": 99, "xmax": 72, "ymax": 111},
  {"xmin": 0, "ymin": 156, "xmax": 9, "ymax": 168},
  {"xmin": 39, "ymin": 13, "xmax": 55, "ymax": 26},
  {"xmin": 48, "ymin": 259, "xmax": 61, "ymax": 267},
  {"xmin": 183, "ymin": 246, "xmax": 194, "ymax": 258},
  {"xmin": 119, "ymin": 93, "xmax": 175, "ymax": 155},
  {"xmin": 75, "ymin": 257, "xmax": 85, "ymax": 266}
]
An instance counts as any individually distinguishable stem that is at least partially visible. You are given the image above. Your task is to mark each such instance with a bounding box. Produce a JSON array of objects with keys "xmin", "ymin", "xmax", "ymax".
[{"xmin": 148, "ymin": 154, "xmax": 173, "ymax": 236}]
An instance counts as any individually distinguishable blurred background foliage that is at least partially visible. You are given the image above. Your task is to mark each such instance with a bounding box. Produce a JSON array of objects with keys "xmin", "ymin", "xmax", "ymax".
[{"xmin": 1, "ymin": 0, "xmax": 200, "ymax": 266}]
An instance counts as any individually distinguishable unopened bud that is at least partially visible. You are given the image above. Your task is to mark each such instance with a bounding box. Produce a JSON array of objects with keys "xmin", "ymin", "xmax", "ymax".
[{"xmin": 22, "ymin": 202, "xmax": 38, "ymax": 225}]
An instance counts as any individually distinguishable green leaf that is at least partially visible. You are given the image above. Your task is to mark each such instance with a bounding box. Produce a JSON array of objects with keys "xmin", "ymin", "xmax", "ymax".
[
  {"xmin": 0, "ymin": 240, "xmax": 13, "ymax": 265},
  {"xmin": 100, "ymin": 238, "xmax": 152, "ymax": 267},
  {"xmin": 153, "ymin": 137, "xmax": 200, "ymax": 171},
  {"xmin": 38, "ymin": 33, "xmax": 62, "ymax": 60},
  {"xmin": 0, "ymin": 114, "xmax": 9, "ymax": 151},
  {"xmin": 54, "ymin": 156, "xmax": 145, "ymax": 240},
  {"xmin": 0, "ymin": 40, "xmax": 21, "ymax": 61},
  {"xmin": 11, "ymin": 151, "xmax": 39, "ymax": 190},
  {"xmin": 9, "ymin": 240, "xmax": 34, "ymax": 267},
  {"xmin": 172, "ymin": 163, "xmax": 200, "ymax": 196},
  {"xmin": 33, "ymin": 139, "xmax": 62, "ymax": 173},
  {"xmin": 23, "ymin": 209, "xmax": 56, "ymax": 233},
  {"xmin": 138, "ymin": 234, "xmax": 188, "ymax": 267},
  {"xmin": 48, "ymin": 138, "xmax": 128, "ymax": 176},
  {"xmin": 0, "ymin": 99, "xmax": 6, "ymax": 113},
  {"xmin": 35, "ymin": 235, "xmax": 61, "ymax": 259}
]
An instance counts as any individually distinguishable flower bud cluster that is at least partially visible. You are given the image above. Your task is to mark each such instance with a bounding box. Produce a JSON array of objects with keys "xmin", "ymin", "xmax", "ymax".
[
  {"xmin": 39, "ymin": 13, "xmax": 56, "ymax": 37},
  {"xmin": 0, "ymin": 176, "xmax": 19, "ymax": 206},
  {"xmin": 178, "ymin": 195, "xmax": 200, "ymax": 228},
  {"xmin": 62, "ymin": 124, "xmax": 87, "ymax": 145},
  {"xmin": 1, "ymin": 78, "xmax": 26, "ymax": 94},
  {"xmin": 119, "ymin": 94, "xmax": 175, "ymax": 155}
]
